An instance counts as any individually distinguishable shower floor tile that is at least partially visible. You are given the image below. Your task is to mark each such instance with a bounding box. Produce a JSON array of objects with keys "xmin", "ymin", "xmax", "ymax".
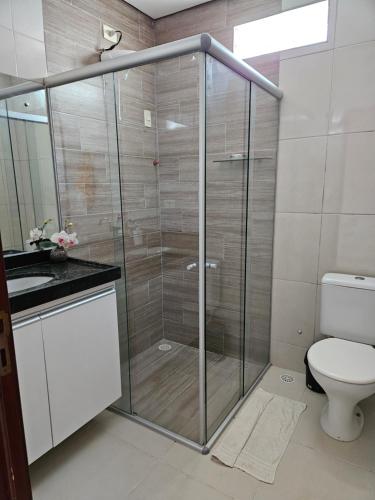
[{"xmin": 128, "ymin": 340, "xmax": 251, "ymax": 442}]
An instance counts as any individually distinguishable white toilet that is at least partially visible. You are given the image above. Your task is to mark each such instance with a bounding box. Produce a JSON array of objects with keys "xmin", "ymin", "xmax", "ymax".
[{"xmin": 307, "ymin": 273, "xmax": 375, "ymax": 441}]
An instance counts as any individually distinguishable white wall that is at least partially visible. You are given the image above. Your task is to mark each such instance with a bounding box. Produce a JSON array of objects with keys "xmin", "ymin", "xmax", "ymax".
[
  {"xmin": 271, "ymin": 0, "xmax": 375, "ymax": 371},
  {"xmin": 0, "ymin": 0, "xmax": 47, "ymax": 79}
]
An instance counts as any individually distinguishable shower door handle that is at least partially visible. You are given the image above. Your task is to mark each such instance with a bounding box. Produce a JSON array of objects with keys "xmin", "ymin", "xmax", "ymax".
[{"xmin": 186, "ymin": 261, "xmax": 218, "ymax": 271}]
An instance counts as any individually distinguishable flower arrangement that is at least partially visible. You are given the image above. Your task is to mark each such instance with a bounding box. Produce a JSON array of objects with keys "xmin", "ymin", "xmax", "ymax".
[
  {"xmin": 50, "ymin": 222, "xmax": 79, "ymax": 250},
  {"xmin": 29, "ymin": 219, "xmax": 54, "ymax": 249},
  {"xmin": 49, "ymin": 221, "xmax": 79, "ymax": 262},
  {"xmin": 27, "ymin": 219, "xmax": 79, "ymax": 262}
]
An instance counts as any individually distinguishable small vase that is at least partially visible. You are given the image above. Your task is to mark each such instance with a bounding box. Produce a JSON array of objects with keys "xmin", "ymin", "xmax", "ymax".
[{"xmin": 50, "ymin": 246, "xmax": 68, "ymax": 263}]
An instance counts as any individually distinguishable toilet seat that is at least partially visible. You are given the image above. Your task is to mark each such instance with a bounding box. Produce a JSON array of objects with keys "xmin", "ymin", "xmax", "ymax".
[{"xmin": 308, "ymin": 338, "xmax": 375, "ymax": 385}]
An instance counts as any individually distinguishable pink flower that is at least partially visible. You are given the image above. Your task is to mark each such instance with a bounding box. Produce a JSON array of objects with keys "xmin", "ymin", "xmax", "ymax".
[{"xmin": 51, "ymin": 231, "xmax": 79, "ymax": 249}]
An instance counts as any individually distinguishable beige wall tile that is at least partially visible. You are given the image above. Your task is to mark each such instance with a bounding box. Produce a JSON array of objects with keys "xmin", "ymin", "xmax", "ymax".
[
  {"xmin": 80, "ymin": 117, "xmax": 110, "ymax": 154},
  {"xmin": 271, "ymin": 279, "xmax": 317, "ymax": 348},
  {"xmin": 52, "ymin": 112, "xmax": 81, "ymax": 150},
  {"xmin": 276, "ymin": 136, "xmax": 326, "ymax": 213},
  {"xmin": 279, "ymin": 51, "xmax": 332, "ymax": 139},
  {"xmin": 282, "ymin": 0, "xmax": 317, "ymax": 9},
  {"xmin": 335, "ymin": 0, "xmax": 375, "ymax": 47},
  {"xmin": 323, "ymin": 131, "xmax": 375, "ymax": 214},
  {"xmin": 44, "ymin": 0, "xmax": 100, "ymax": 46},
  {"xmin": 50, "ymin": 81, "xmax": 107, "ymax": 121},
  {"xmin": 0, "ymin": 0, "xmax": 12, "ymax": 30},
  {"xmin": 14, "ymin": 33, "xmax": 47, "ymax": 78},
  {"xmin": 319, "ymin": 214, "xmax": 375, "ymax": 279},
  {"xmin": 314, "ymin": 284, "xmax": 325, "ymax": 342},
  {"xmin": 155, "ymin": 0, "xmax": 227, "ymax": 44},
  {"xmin": 43, "ymin": 32, "xmax": 93, "ymax": 73},
  {"xmin": 55, "ymin": 149, "xmax": 109, "ymax": 184},
  {"xmin": 227, "ymin": 0, "xmax": 281, "ymax": 27},
  {"xmin": 270, "ymin": 340, "xmax": 306, "ymax": 372},
  {"xmin": 273, "ymin": 213, "xmax": 321, "ymax": 283},
  {"xmin": 0, "ymin": 25, "xmax": 17, "ymax": 75},
  {"xmin": 329, "ymin": 41, "xmax": 375, "ymax": 134},
  {"xmin": 0, "ymin": 0, "xmax": 46, "ymax": 77},
  {"xmin": 12, "ymin": 0, "xmax": 44, "ymax": 41},
  {"xmin": 72, "ymin": 0, "xmax": 140, "ymax": 40}
]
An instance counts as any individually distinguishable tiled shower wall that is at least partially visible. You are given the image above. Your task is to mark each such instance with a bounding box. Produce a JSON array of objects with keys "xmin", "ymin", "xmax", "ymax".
[
  {"xmin": 155, "ymin": 0, "xmax": 281, "ymax": 362},
  {"xmin": 204, "ymin": 56, "xmax": 250, "ymax": 359},
  {"xmin": 117, "ymin": 63, "xmax": 163, "ymax": 356},
  {"xmin": 42, "ymin": 0, "xmax": 161, "ymax": 357},
  {"xmin": 156, "ymin": 54, "xmax": 200, "ymax": 347}
]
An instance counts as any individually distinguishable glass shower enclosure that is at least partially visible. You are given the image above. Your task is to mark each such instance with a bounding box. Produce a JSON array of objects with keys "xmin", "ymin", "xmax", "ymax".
[
  {"xmin": 0, "ymin": 34, "xmax": 281, "ymax": 451},
  {"xmin": 104, "ymin": 40, "xmax": 281, "ymax": 450}
]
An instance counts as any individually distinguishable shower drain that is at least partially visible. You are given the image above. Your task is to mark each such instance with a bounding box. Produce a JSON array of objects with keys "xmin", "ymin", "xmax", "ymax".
[
  {"xmin": 158, "ymin": 343, "xmax": 172, "ymax": 351},
  {"xmin": 280, "ymin": 374, "xmax": 295, "ymax": 384}
]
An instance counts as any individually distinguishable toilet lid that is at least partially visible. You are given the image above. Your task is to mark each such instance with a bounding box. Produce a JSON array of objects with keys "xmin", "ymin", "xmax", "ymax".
[{"xmin": 308, "ymin": 338, "xmax": 375, "ymax": 384}]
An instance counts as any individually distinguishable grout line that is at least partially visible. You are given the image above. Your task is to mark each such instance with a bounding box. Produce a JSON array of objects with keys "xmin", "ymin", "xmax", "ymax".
[
  {"xmin": 279, "ymin": 128, "xmax": 375, "ymax": 141},
  {"xmin": 276, "ymin": 211, "xmax": 375, "ymax": 217}
]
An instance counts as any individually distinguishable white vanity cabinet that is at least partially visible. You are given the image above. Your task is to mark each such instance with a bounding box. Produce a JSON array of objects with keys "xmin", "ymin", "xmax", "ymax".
[
  {"xmin": 13, "ymin": 318, "xmax": 53, "ymax": 464},
  {"xmin": 41, "ymin": 288, "xmax": 121, "ymax": 446},
  {"xmin": 12, "ymin": 286, "xmax": 121, "ymax": 464}
]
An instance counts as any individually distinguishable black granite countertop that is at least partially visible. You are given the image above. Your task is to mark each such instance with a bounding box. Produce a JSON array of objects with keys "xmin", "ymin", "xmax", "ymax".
[{"xmin": 6, "ymin": 251, "xmax": 121, "ymax": 314}]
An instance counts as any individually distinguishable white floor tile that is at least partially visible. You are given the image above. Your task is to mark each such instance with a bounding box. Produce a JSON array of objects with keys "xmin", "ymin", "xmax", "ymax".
[
  {"xmin": 259, "ymin": 365, "xmax": 306, "ymax": 400},
  {"xmin": 254, "ymin": 442, "xmax": 375, "ymax": 500},
  {"xmin": 127, "ymin": 463, "xmax": 233, "ymax": 500},
  {"xmin": 94, "ymin": 410, "xmax": 174, "ymax": 459},
  {"xmin": 162, "ymin": 443, "xmax": 259, "ymax": 500},
  {"xmin": 293, "ymin": 388, "xmax": 375, "ymax": 472},
  {"xmin": 31, "ymin": 420, "xmax": 158, "ymax": 500},
  {"xmin": 30, "ymin": 368, "xmax": 375, "ymax": 500}
]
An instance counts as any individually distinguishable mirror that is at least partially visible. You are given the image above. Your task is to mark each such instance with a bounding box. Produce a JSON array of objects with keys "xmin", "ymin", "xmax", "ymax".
[{"xmin": 0, "ymin": 74, "xmax": 59, "ymax": 253}]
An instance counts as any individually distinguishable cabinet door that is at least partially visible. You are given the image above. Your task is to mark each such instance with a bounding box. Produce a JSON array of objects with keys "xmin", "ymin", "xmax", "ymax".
[
  {"xmin": 13, "ymin": 318, "xmax": 53, "ymax": 464},
  {"xmin": 41, "ymin": 289, "xmax": 121, "ymax": 445}
]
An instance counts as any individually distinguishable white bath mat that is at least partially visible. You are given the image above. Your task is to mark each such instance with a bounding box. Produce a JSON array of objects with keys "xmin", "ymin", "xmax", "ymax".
[{"xmin": 212, "ymin": 387, "xmax": 306, "ymax": 484}]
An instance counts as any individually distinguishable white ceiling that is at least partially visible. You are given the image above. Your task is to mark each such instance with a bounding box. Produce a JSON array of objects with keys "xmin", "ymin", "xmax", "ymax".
[{"xmin": 126, "ymin": 0, "xmax": 214, "ymax": 19}]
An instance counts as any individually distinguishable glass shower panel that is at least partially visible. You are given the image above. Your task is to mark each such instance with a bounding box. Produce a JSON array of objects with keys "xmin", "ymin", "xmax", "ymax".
[
  {"xmin": 244, "ymin": 83, "xmax": 279, "ymax": 393},
  {"xmin": 109, "ymin": 61, "xmax": 162, "ymax": 419},
  {"xmin": 48, "ymin": 74, "xmax": 131, "ymax": 412},
  {"xmin": 111, "ymin": 54, "xmax": 202, "ymax": 443},
  {"xmin": 205, "ymin": 55, "xmax": 250, "ymax": 439},
  {"xmin": 104, "ymin": 72, "xmax": 132, "ymax": 414},
  {"xmin": 48, "ymin": 75, "xmax": 123, "ymax": 259}
]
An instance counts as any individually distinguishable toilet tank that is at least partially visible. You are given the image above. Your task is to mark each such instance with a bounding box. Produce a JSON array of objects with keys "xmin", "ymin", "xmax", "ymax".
[{"xmin": 320, "ymin": 273, "xmax": 375, "ymax": 345}]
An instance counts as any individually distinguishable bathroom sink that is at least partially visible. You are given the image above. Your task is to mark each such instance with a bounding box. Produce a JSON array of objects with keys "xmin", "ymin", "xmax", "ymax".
[{"xmin": 7, "ymin": 276, "xmax": 54, "ymax": 293}]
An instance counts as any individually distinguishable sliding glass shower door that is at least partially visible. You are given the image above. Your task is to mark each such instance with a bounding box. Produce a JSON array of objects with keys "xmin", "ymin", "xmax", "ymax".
[
  {"xmin": 109, "ymin": 53, "xmax": 279, "ymax": 446},
  {"xmin": 243, "ymin": 83, "xmax": 279, "ymax": 392},
  {"xmin": 112, "ymin": 54, "xmax": 203, "ymax": 443},
  {"xmin": 205, "ymin": 55, "xmax": 251, "ymax": 440}
]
